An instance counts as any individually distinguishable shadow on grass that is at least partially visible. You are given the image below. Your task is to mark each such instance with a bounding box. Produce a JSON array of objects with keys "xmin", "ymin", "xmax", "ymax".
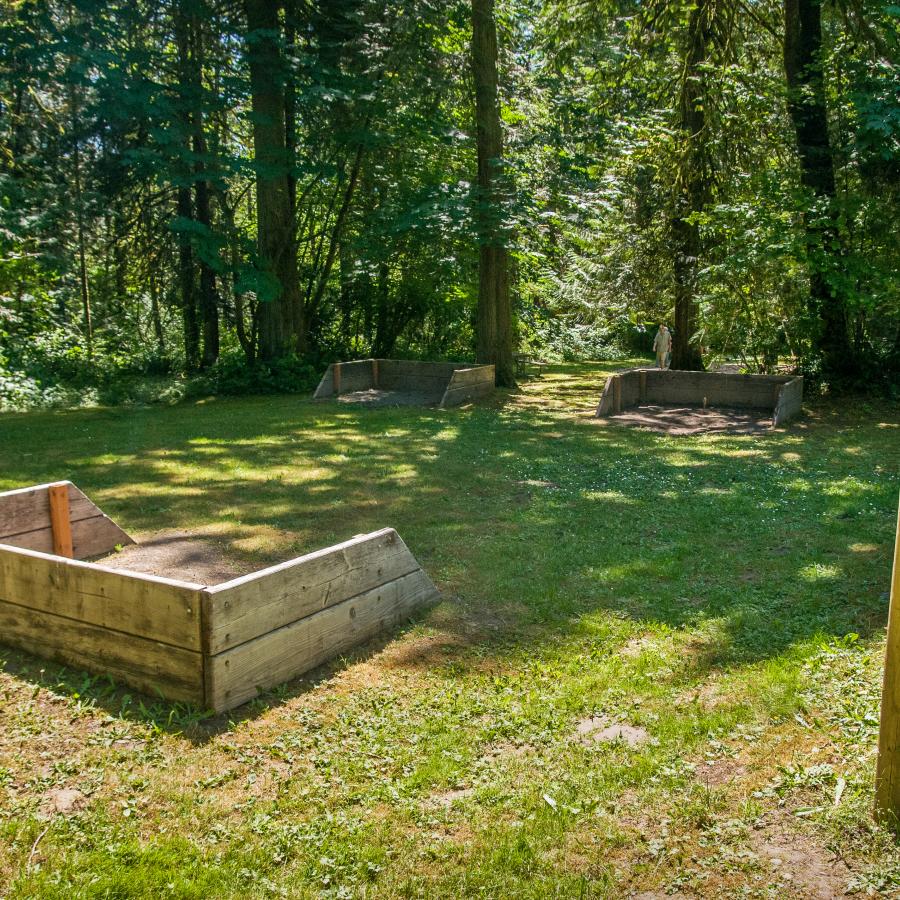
[{"xmin": 0, "ymin": 361, "xmax": 897, "ymax": 734}]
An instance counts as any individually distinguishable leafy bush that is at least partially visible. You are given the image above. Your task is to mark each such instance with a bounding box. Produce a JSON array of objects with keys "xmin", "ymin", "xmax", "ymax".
[
  {"xmin": 533, "ymin": 320, "xmax": 631, "ymax": 362},
  {"xmin": 186, "ymin": 351, "xmax": 321, "ymax": 398}
]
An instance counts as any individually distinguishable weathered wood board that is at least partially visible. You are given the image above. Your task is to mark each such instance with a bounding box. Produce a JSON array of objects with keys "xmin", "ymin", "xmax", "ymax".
[
  {"xmin": 314, "ymin": 359, "xmax": 495, "ymax": 408},
  {"xmin": 205, "ymin": 568, "xmax": 438, "ymax": 710},
  {"xmin": 0, "ymin": 481, "xmax": 133, "ymax": 559},
  {"xmin": 0, "ymin": 544, "xmax": 204, "ymax": 648},
  {"xmin": 0, "ymin": 596, "xmax": 204, "ymax": 703},
  {"xmin": 595, "ymin": 369, "xmax": 803, "ymax": 426},
  {"xmin": 0, "ymin": 484, "xmax": 439, "ymax": 714},
  {"xmin": 206, "ymin": 527, "xmax": 423, "ymax": 653}
]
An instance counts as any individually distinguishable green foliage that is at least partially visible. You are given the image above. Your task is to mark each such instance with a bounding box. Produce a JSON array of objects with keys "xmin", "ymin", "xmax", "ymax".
[
  {"xmin": 189, "ymin": 351, "xmax": 321, "ymax": 397},
  {"xmin": 0, "ymin": 0, "xmax": 897, "ymax": 401}
]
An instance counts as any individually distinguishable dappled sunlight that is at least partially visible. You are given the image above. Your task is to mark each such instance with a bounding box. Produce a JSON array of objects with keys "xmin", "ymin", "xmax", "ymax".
[
  {"xmin": 0, "ymin": 367, "xmax": 897, "ymax": 900},
  {"xmin": 0, "ymin": 365, "xmax": 896, "ymax": 679},
  {"xmin": 799, "ymin": 563, "xmax": 843, "ymax": 582}
]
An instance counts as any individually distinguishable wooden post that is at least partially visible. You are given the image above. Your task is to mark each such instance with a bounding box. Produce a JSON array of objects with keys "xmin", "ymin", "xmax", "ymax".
[
  {"xmin": 333, "ymin": 363, "xmax": 342, "ymax": 396},
  {"xmin": 639, "ymin": 370, "xmax": 647, "ymax": 403},
  {"xmin": 372, "ymin": 358, "xmax": 379, "ymax": 388},
  {"xmin": 613, "ymin": 376, "xmax": 622, "ymax": 414},
  {"xmin": 47, "ymin": 483, "xmax": 74, "ymax": 558},
  {"xmin": 876, "ymin": 494, "xmax": 900, "ymax": 823}
]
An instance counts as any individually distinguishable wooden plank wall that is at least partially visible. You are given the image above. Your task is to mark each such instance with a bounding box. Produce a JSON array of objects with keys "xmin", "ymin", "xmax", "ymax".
[
  {"xmin": 0, "ymin": 481, "xmax": 133, "ymax": 559},
  {"xmin": 772, "ymin": 377, "xmax": 804, "ymax": 425},
  {"xmin": 204, "ymin": 528, "xmax": 439, "ymax": 711},
  {"xmin": 312, "ymin": 360, "xmax": 378, "ymax": 398},
  {"xmin": 595, "ymin": 369, "xmax": 803, "ymax": 423},
  {"xmin": 643, "ymin": 370, "xmax": 794, "ymax": 409},
  {"xmin": 314, "ymin": 360, "xmax": 495, "ymax": 406},
  {"xmin": 0, "ymin": 544, "xmax": 205, "ymax": 702},
  {"xmin": 440, "ymin": 365, "xmax": 495, "ymax": 407},
  {"xmin": 0, "ymin": 517, "xmax": 439, "ymax": 712}
]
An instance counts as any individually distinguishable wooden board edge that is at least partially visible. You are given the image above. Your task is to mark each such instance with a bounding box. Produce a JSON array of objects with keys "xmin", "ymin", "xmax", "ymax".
[
  {"xmin": 206, "ymin": 527, "xmax": 399, "ymax": 594},
  {"xmin": 206, "ymin": 568, "xmax": 440, "ymax": 712},
  {"xmin": 0, "ymin": 541, "xmax": 205, "ymax": 590},
  {"xmin": 0, "ymin": 597, "xmax": 205, "ymax": 704}
]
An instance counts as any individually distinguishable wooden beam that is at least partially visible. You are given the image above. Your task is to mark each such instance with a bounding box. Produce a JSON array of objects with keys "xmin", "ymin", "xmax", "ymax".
[
  {"xmin": 0, "ymin": 481, "xmax": 133, "ymax": 559},
  {"xmin": 372, "ymin": 358, "xmax": 379, "ymax": 388},
  {"xmin": 333, "ymin": 362, "xmax": 342, "ymax": 395},
  {"xmin": 613, "ymin": 376, "xmax": 622, "ymax": 414},
  {"xmin": 47, "ymin": 483, "xmax": 73, "ymax": 558},
  {"xmin": 876, "ymin": 495, "xmax": 900, "ymax": 823},
  {"xmin": 0, "ymin": 544, "xmax": 205, "ymax": 649},
  {"xmin": 206, "ymin": 569, "xmax": 439, "ymax": 711},
  {"xmin": 205, "ymin": 528, "xmax": 421, "ymax": 653}
]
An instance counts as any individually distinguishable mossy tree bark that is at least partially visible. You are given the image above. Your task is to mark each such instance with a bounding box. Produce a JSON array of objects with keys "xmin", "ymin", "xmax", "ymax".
[
  {"xmin": 783, "ymin": 0, "xmax": 856, "ymax": 378},
  {"xmin": 670, "ymin": 0, "xmax": 711, "ymax": 372},
  {"xmin": 244, "ymin": 0, "xmax": 304, "ymax": 361},
  {"xmin": 471, "ymin": 0, "xmax": 516, "ymax": 387}
]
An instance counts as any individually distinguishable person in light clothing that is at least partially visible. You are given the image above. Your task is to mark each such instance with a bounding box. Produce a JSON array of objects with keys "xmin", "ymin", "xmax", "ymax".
[{"xmin": 653, "ymin": 324, "xmax": 672, "ymax": 369}]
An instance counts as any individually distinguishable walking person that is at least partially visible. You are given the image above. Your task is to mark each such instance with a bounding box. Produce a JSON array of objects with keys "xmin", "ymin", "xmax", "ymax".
[{"xmin": 653, "ymin": 324, "xmax": 672, "ymax": 369}]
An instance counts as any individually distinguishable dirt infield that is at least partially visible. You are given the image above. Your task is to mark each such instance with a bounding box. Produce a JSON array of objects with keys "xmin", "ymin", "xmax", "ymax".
[
  {"xmin": 314, "ymin": 359, "xmax": 495, "ymax": 408},
  {"xmin": 334, "ymin": 388, "xmax": 442, "ymax": 408},
  {"xmin": 599, "ymin": 403, "xmax": 774, "ymax": 435}
]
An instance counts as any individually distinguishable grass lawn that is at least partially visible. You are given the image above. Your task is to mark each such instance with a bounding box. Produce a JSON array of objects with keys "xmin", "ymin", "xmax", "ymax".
[{"xmin": 1, "ymin": 361, "xmax": 899, "ymax": 898}]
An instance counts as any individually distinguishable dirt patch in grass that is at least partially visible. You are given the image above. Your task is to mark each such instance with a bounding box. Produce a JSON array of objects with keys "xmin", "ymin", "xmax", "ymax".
[
  {"xmin": 599, "ymin": 404, "xmax": 774, "ymax": 435},
  {"xmin": 574, "ymin": 717, "xmax": 649, "ymax": 747},
  {"xmin": 40, "ymin": 787, "xmax": 88, "ymax": 818},
  {"xmin": 97, "ymin": 531, "xmax": 249, "ymax": 585},
  {"xmin": 424, "ymin": 787, "xmax": 474, "ymax": 810},
  {"xmin": 336, "ymin": 388, "xmax": 442, "ymax": 407},
  {"xmin": 749, "ymin": 809, "xmax": 851, "ymax": 898},
  {"xmin": 694, "ymin": 756, "xmax": 747, "ymax": 787}
]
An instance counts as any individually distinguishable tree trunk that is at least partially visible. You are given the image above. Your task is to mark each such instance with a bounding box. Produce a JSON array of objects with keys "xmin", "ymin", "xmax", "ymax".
[
  {"xmin": 68, "ymin": 81, "xmax": 93, "ymax": 360},
  {"xmin": 174, "ymin": 6, "xmax": 200, "ymax": 371},
  {"xmin": 783, "ymin": 0, "xmax": 855, "ymax": 377},
  {"xmin": 470, "ymin": 0, "xmax": 516, "ymax": 387},
  {"xmin": 670, "ymin": 0, "xmax": 709, "ymax": 372},
  {"xmin": 244, "ymin": 0, "xmax": 304, "ymax": 360},
  {"xmin": 148, "ymin": 265, "xmax": 165, "ymax": 353},
  {"xmin": 176, "ymin": 185, "xmax": 200, "ymax": 370},
  {"xmin": 186, "ymin": 9, "xmax": 220, "ymax": 368}
]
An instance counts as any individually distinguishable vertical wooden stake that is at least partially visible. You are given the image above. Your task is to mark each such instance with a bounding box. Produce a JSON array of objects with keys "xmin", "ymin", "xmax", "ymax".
[
  {"xmin": 876, "ymin": 494, "xmax": 900, "ymax": 823},
  {"xmin": 333, "ymin": 362, "xmax": 342, "ymax": 396},
  {"xmin": 613, "ymin": 376, "xmax": 622, "ymax": 414},
  {"xmin": 372, "ymin": 358, "xmax": 379, "ymax": 389},
  {"xmin": 639, "ymin": 370, "xmax": 647, "ymax": 403},
  {"xmin": 48, "ymin": 483, "xmax": 74, "ymax": 558}
]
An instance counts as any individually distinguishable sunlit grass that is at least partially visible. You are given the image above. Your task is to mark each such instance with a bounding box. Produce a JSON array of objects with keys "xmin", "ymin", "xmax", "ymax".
[{"xmin": 0, "ymin": 362, "xmax": 898, "ymax": 897}]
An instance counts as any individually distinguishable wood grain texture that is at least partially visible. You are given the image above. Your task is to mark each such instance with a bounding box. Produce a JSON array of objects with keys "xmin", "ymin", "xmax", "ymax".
[
  {"xmin": 0, "ymin": 481, "xmax": 133, "ymax": 559},
  {"xmin": 876, "ymin": 495, "xmax": 900, "ymax": 820},
  {"xmin": 445, "ymin": 365, "xmax": 494, "ymax": 388},
  {"xmin": 440, "ymin": 383, "xmax": 493, "ymax": 408},
  {"xmin": 206, "ymin": 528, "xmax": 420, "ymax": 653},
  {"xmin": 0, "ymin": 597, "xmax": 204, "ymax": 703},
  {"xmin": 0, "ymin": 482, "xmax": 95, "ymax": 539},
  {"xmin": 6, "ymin": 515, "xmax": 135, "ymax": 560},
  {"xmin": 0, "ymin": 544, "xmax": 204, "ymax": 649},
  {"xmin": 206, "ymin": 568, "xmax": 439, "ymax": 711},
  {"xmin": 48, "ymin": 483, "xmax": 73, "ymax": 558}
]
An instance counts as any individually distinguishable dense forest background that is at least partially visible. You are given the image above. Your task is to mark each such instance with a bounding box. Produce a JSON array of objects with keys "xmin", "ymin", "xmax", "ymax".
[{"xmin": 0, "ymin": 0, "xmax": 897, "ymax": 409}]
